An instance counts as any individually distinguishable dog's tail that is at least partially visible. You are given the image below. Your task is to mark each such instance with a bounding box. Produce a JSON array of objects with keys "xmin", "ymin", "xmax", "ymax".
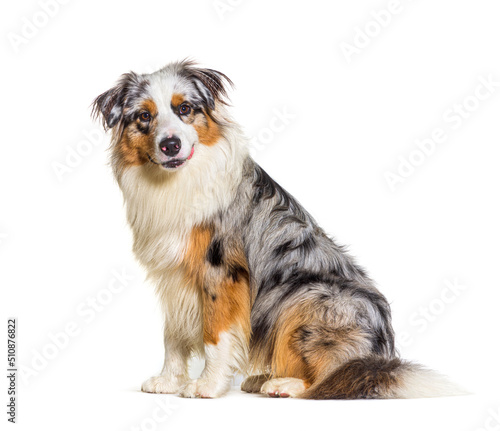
[{"xmin": 301, "ymin": 356, "xmax": 467, "ymax": 400}]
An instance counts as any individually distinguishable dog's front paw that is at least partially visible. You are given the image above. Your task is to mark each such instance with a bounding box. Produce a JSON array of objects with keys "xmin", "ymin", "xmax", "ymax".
[
  {"xmin": 141, "ymin": 375, "xmax": 188, "ymax": 394},
  {"xmin": 180, "ymin": 378, "xmax": 230, "ymax": 398}
]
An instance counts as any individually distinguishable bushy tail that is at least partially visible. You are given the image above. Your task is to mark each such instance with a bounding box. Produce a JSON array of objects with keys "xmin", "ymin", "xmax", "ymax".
[{"xmin": 302, "ymin": 356, "xmax": 468, "ymax": 400}]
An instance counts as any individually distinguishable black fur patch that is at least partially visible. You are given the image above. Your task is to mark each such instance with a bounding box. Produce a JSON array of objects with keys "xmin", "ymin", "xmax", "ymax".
[
  {"xmin": 250, "ymin": 312, "xmax": 275, "ymax": 361},
  {"xmin": 371, "ymin": 328, "xmax": 389, "ymax": 355},
  {"xmin": 273, "ymin": 240, "xmax": 293, "ymax": 256},
  {"xmin": 273, "ymin": 235, "xmax": 317, "ymax": 258},
  {"xmin": 252, "ymin": 166, "xmax": 281, "ymax": 204},
  {"xmin": 207, "ymin": 240, "xmax": 223, "ymax": 266},
  {"xmin": 136, "ymin": 120, "xmax": 150, "ymax": 134},
  {"xmin": 227, "ymin": 264, "xmax": 247, "ymax": 282},
  {"xmin": 285, "ymin": 271, "xmax": 338, "ymax": 291}
]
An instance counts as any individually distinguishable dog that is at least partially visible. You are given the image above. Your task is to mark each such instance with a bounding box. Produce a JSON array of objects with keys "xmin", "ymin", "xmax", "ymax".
[{"xmin": 92, "ymin": 60, "xmax": 463, "ymax": 399}]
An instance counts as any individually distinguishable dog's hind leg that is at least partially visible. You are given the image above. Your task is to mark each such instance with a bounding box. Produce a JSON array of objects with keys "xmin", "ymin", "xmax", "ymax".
[{"xmin": 256, "ymin": 289, "xmax": 379, "ymax": 399}]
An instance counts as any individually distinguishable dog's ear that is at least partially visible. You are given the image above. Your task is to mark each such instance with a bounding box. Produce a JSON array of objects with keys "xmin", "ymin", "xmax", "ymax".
[
  {"xmin": 91, "ymin": 72, "xmax": 140, "ymax": 130},
  {"xmin": 188, "ymin": 67, "xmax": 233, "ymax": 110}
]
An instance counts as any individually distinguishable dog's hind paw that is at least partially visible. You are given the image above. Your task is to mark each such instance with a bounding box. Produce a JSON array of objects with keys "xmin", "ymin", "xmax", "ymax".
[{"xmin": 260, "ymin": 378, "xmax": 307, "ymax": 398}]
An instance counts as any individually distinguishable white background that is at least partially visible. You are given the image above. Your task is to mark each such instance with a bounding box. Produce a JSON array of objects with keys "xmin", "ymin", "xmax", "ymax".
[{"xmin": 1, "ymin": 0, "xmax": 499, "ymax": 430}]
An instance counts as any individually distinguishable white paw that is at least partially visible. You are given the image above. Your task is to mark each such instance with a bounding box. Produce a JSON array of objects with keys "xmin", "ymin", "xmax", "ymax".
[
  {"xmin": 180, "ymin": 378, "xmax": 230, "ymax": 398},
  {"xmin": 260, "ymin": 378, "xmax": 307, "ymax": 398},
  {"xmin": 141, "ymin": 375, "xmax": 188, "ymax": 394}
]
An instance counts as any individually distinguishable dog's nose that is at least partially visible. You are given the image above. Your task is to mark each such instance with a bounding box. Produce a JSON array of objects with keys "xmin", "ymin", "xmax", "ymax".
[{"xmin": 159, "ymin": 136, "xmax": 181, "ymax": 157}]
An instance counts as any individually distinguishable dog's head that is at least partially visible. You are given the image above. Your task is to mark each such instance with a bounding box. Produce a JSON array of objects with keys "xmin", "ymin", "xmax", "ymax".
[{"xmin": 92, "ymin": 60, "xmax": 232, "ymax": 175}]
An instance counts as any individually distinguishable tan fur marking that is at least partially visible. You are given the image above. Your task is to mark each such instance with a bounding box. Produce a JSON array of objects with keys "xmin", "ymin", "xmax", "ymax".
[
  {"xmin": 202, "ymin": 270, "xmax": 250, "ymax": 344},
  {"xmin": 114, "ymin": 132, "xmax": 150, "ymax": 169},
  {"xmin": 271, "ymin": 303, "xmax": 314, "ymax": 383},
  {"xmin": 183, "ymin": 227, "xmax": 251, "ymax": 346},
  {"xmin": 141, "ymin": 99, "xmax": 158, "ymax": 117},
  {"xmin": 183, "ymin": 225, "xmax": 212, "ymax": 287},
  {"xmin": 193, "ymin": 111, "xmax": 222, "ymax": 146},
  {"xmin": 113, "ymin": 99, "xmax": 158, "ymax": 171},
  {"xmin": 171, "ymin": 93, "xmax": 185, "ymax": 107}
]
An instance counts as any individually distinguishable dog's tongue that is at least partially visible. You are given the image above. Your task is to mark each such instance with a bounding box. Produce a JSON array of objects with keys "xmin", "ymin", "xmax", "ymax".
[{"xmin": 187, "ymin": 146, "xmax": 195, "ymax": 160}]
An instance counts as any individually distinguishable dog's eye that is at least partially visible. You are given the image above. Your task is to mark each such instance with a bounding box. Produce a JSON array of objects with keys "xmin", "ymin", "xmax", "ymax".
[
  {"xmin": 140, "ymin": 112, "xmax": 151, "ymax": 122},
  {"xmin": 178, "ymin": 104, "xmax": 191, "ymax": 116}
]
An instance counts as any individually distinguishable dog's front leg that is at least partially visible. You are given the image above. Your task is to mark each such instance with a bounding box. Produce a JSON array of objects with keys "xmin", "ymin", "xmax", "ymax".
[
  {"xmin": 180, "ymin": 264, "xmax": 251, "ymax": 398},
  {"xmin": 180, "ymin": 330, "xmax": 242, "ymax": 398},
  {"xmin": 142, "ymin": 269, "xmax": 203, "ymax": 394}
]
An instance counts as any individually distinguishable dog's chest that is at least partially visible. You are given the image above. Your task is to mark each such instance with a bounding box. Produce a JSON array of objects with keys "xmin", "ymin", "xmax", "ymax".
[
  {"xmin": 119, "ymin": 167, "xmax": 222, "ymax": 272},
  {"xmin": 127, "ymin": 201, "xmax": 204, "ymax": 272}
]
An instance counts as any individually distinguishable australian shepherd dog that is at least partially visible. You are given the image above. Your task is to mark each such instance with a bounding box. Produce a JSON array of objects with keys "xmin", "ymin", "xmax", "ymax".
[{"xmin": 92, "ymin": 60, "xmax": 463, "ymax": 399}]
